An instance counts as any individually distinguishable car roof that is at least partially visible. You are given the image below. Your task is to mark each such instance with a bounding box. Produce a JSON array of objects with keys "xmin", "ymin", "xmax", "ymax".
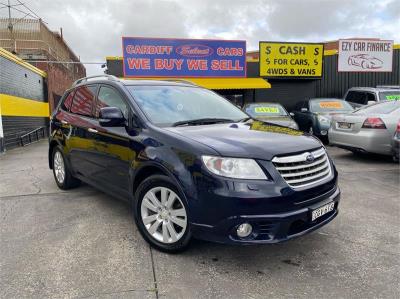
[
  {"xmin": 71, "ymin": 75, "xmax": 199, "ymax": 89},
  {"xmin": 245, "ymin": 102, "xmax": 283, "ymax": 106},
  {"xmin": 347, "ymin": 87, "xmax": 400, "ymax": 92},
  {"xmin": 309, "ymin": 98, "xmax": 343, "ymax": 101}
]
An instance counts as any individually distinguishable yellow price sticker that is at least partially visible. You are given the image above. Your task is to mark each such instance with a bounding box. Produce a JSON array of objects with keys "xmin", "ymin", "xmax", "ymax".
[
  {"xmin": 319, "ymin": 101, "xmax": 343, "ymax": 109},
  {"xmin": 254, "ymin": 107, "xmax": 279, "ymax": 113}
]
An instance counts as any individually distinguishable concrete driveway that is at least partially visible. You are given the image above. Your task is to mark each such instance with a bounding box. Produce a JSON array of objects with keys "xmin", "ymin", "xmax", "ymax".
[{"xmin": 0, "ymin": 140, "xmax": 399, "ymax": 298}]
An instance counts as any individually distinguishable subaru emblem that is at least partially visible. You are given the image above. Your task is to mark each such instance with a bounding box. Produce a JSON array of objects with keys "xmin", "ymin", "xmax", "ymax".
[{"xmin": 306, "ymin": 153, "xmax": 315, "ymax": 163}]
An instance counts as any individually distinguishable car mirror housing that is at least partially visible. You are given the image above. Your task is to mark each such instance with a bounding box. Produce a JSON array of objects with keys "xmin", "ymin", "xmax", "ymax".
[
  {"xmin": 367, "ymin": 100, "xmax": 376, "ymax": 105},
  {"xmin": 99, "ymin": 107, "xmax": 125, "ymax": 127}
]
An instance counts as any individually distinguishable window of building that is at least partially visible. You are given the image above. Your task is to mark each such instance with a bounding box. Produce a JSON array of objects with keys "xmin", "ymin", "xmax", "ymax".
[{"xmin": 70, "ymin": 85, "xmax": 97, "ymax": 117}]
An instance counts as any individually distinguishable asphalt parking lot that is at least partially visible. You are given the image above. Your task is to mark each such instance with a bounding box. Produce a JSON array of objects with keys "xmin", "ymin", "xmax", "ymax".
[{"xmin": 0, "ymin": 140, "xmax": 399, "ymax": 298}]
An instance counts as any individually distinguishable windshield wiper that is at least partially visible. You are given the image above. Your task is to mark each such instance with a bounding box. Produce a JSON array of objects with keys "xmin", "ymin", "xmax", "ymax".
[
  {"xmin": 237, "ymin": 117, "xmax": 252, "ymax": 122},
  {"xmin": 172, "ymin": 118, "xmax": 235, "ymax": 127}
]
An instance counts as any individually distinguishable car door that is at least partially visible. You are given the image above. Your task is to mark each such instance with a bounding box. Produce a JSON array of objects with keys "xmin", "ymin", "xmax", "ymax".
[
  {"xmin": 67, "ymin": 84, "xmax": 101, "ymax": 178},
  {"xmin": 90, "ymin": 84, "xmax": 134, "ymax": 195}
]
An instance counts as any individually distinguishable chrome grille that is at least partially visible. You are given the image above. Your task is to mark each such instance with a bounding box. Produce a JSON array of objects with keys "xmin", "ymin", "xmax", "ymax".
[{"xmin": 272, "ymin": 148, "xmax": 331, "ymax": 189}]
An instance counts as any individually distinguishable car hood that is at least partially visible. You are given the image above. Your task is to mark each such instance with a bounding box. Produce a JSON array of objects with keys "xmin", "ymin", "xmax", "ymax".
[
  {"xmin": 164, "ymin": 121, "xmax": 321, "ymax": 160},
  {"xmin": 254, "ymin": 116, "xmax": 296, "ymax": 127}
]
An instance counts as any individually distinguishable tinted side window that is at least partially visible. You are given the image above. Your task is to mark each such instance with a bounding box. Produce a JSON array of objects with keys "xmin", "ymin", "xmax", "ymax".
[
  {"xmin": 70, "ymin": 85, "xmax": 97, "ymax": 117},
  {"xmin": 366, "ymin": 92, "xmax": 376, "ymax": 102},
  {"xmin": 96, "ymin": 86, "xmax": 128, "ymax": 118},
  {"xmin": 61, "ymin": 91, "xmax": 74, "ymax": 111},
  {"xmin": 345, "ymin": 91, "xmax": 366, "ymax": 105}
]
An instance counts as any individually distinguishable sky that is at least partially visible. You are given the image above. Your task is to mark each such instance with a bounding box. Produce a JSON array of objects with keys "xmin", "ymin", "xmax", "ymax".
[{"xmin": 1, "ymin": 0, "xmax": 399, "ymax": 75}]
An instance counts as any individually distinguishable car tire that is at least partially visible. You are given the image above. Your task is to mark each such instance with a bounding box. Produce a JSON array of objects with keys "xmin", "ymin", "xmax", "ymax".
[
  {"xmin": 52, "ymin": 146, "xmax": 81, "ymax": 190},
  {"xmin": 134, "ymin": 174, "xmax": 191, "ymax": 253}
]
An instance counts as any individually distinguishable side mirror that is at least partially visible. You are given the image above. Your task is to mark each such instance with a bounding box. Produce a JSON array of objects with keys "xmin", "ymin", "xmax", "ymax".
[
  {"xmin": 289, "ymin": 112, "xmax": 295, "ymax": 116},
  {"xmin": 99, "ymin": 107, "xmax": 125, "ymax": 127},
  {"xmin": 301, "ymin": 108, "xmax": 308, "ymax": 112},
  {"xmin": 367, "ymin": 100, "xmax": 376, "ymax": 105}
]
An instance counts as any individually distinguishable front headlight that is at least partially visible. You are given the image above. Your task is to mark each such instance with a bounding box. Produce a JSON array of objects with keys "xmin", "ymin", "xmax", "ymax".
[
  {"xmin": 201, "ymin": 156, "xmax": 268, "ymax": 180},
  {"xmin": 317, "ymin": 115, "xmax": 331, "ymax": 124}
]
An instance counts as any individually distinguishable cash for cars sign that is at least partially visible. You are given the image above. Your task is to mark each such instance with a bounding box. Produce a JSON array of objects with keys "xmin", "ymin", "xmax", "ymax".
[
  {"xmin": 338, "ymin": 39, "xmax": 393, "ymax": 72},
  {"xmin": 122, "ymin": 37, "xmax": 246, "ymax": 77},
  {"xmin": 259, "ymin": 42, "xmax": 323, "ymax": 78}
]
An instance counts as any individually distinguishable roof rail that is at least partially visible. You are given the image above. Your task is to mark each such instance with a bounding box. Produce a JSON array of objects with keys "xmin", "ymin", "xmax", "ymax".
[
  {"xmin": 72, "ymin": 74, "xmax": 119, "ymax": 87},
  {"xmin": 376, "ymin": 85, "xmax": 400, "ymax": 89}
]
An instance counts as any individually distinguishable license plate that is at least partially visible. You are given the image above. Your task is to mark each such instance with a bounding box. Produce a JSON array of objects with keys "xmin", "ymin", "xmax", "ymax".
[
  {"xmin": 338, "ymin": 122, "xmax": 351, "ymax": 129},
  {"xmin": 311, "ymin": 202, "xmax": 335, "ymax": 221}
]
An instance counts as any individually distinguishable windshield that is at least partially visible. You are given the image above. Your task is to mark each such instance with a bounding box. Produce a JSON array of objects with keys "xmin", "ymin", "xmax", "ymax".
[
  {"xmin": 245, "ymin": 103, "xmax": 288, "ymax": 117},
  {"xmin": 378, "ymin": 91, "xmax": 400, "ymax": 101},
  {"xmin": 310, "ymin": 99, "xmax": 354, "ymax": 113},
  {"xmin": 354, "ymin": 100, "xmax": 400, "ymax": 114},
  {"xmin": 127, "ymin": 85, "xmax": 247, "ymax": 126}
]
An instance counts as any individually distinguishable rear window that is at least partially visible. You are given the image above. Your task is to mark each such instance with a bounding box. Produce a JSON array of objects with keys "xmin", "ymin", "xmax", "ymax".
[
  {"xmin": 70, "ymin": 85, "xmax": 97, "ymax": 117},
  {"xmin": 245, "ymin": 104, "xmax": 288, "ymax": 117},
  {"xmin": 354, "ymin": 101, "xmax": 400, "ymax": 114},
  {"xmin": 310, "ymin": 100, "xmax": 354, "ymax": 113},
  {"xmin": 378, "ymin": 91, "xmax": 400, "ymax": 101}
]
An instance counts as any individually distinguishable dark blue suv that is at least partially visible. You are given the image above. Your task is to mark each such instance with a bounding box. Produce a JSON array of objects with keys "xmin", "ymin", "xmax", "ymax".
[{"xmin": 49, "ymin": 75, "xmax": 340, "ymax": 252}]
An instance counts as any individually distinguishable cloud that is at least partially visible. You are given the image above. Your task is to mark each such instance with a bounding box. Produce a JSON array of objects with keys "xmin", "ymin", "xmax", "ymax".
[{"xmin": 1, "ymin": 0, "xmax": 398, "ymax": 75}]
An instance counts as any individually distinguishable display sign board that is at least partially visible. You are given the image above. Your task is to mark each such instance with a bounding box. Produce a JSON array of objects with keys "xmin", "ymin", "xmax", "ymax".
[
  {"xmin": 122, "ymin": 37, "xmax": 246, "ymax": 77},
  {"xmin": 259, "ymin": 42, "xmax": 323, "ymax": 78},
  {"xmin": 338, "ymin": 39, "xmax": 393, "ymax": 72}
]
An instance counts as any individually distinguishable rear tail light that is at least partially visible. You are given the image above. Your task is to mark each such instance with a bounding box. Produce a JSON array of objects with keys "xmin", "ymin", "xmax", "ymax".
[
  {"xmin": 396, "ymin": 121, "xmax": 400, "ymax": 133},
  {"xmin": 362, "ymin": 117, "xmax": 386, "ymax": 129}
]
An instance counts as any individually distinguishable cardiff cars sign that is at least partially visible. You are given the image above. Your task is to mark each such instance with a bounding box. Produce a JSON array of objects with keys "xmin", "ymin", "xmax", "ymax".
[
  {"xmin": 259, "ymin": 42, "xmax": 324, "ymax": 78},
  {"xmin": 122, "ymin": 37, "xmax": 246, "ymax": 77},
  {"xmin": 338, "ymin": 39, "xmax": 393, "ymax": 72}
]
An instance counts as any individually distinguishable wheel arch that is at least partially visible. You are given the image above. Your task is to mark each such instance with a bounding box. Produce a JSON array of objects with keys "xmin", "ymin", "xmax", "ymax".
[{"xmin": 131, "ymin": 162, "xmax": 189, "ymax": 206}]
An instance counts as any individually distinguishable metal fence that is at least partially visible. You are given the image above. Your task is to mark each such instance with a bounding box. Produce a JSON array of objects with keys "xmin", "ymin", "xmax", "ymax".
[{"xmin": 0, "ymin": 18, "xmax": 83, "ymax": 73}]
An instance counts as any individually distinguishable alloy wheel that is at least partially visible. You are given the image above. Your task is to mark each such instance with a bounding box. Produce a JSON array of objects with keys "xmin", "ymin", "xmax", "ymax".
[
  {"xmin": 140, "ymin": 186, "xmax": 187, "ymax": 244},
  {"xmin": 53, "ymin": 151, "xmax": 65, "ymax": 184}
]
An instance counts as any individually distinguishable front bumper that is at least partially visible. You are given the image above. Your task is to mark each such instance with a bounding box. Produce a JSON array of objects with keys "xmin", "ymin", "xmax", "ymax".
[{"xmin": 190, "ymin": 187, "xmax": 340, "ymax": 245}]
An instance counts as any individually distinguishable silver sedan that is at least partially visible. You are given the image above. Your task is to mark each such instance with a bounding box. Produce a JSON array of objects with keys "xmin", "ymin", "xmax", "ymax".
[{"xmin": 329, "ymin": 101, "xmax": 400, "ymax": 156}]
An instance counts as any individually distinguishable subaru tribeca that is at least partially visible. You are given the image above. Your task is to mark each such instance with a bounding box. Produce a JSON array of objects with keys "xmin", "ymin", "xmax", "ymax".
[{"xmin": 49, "ymin": 75, "xmax": 340, "ymax": 252}]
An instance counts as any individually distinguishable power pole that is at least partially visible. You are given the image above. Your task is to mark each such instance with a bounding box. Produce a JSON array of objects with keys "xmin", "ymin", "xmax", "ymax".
[{"xmin": 7, "ymin": 0, "xmax": 16, "ymax": 53}]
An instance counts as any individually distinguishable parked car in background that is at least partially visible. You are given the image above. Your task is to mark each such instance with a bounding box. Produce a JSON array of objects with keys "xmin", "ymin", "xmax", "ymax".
[
  {"xmin": 391, "ymin": 121, "xmax": 400, "ymax": 162},
  {"xmin": 243, "ymin": 102, "xmax": 298, "ymax": 129},
  {"xmin": 49, "ymin": 75, "xmax": 340, "ymax": 252},
  {"xmin": 343, "ymin": 87, "xmax": 400, "ymax": 108},
  {"xmin": 292, "ymin": 98, "xmax": 354, "ymax": 140},
  {"xmin": 329, "ymin": 101, "xmax": 400, "ymax": 157}
]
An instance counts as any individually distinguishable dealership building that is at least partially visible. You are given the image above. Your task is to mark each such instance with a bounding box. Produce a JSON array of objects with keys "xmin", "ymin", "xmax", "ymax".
[{"xmin": 107, "ymin": 39, "xmax": 399, "ymax": 110}]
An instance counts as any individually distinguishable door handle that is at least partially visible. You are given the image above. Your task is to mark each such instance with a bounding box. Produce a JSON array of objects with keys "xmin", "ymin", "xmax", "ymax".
[{"xmin": 88, "ymin": 128, "xmax": 98, "ymax": 133}]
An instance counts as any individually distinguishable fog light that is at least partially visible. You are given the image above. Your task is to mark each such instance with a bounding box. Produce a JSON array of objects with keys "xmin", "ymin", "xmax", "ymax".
[
  {"xmin": 320, "ymin": 130, "xmax": 328, "ymax": 135},
  {"xmin": 237, "ymin": 223, "xmax": 252, "ymax": 238}
]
